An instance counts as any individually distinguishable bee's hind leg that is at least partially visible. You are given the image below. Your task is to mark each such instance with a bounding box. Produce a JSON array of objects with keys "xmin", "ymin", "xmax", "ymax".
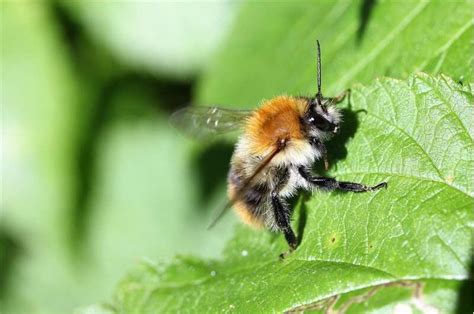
[
  {"xmin": 272, "ymin": 195, "xmax": 297, "ymax": 250},
  {"xmin": 269, "ymin": 168, "xmax": 297, "ymax": 259}
]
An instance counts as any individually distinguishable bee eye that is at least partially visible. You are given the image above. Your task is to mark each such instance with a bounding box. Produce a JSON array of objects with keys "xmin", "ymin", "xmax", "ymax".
[{"xmin": 314, "ymin": 115, "xmax": 331, "ymax": 131}]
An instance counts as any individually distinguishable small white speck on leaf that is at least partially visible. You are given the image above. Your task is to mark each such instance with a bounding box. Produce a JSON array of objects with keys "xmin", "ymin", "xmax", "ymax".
[
  {"xmin": 210, "ymin": 270, "xmax": 216, "ymax": 277},
  {"xmin": 394, "ymin": 303, "xmax": 412, "ymax": 314},
  {"xmin": 445, "ymin": 175, "xmax": 454, "ymax": 184},
  {"xmin": 241, "ymin": 250, "xmax": 248, "ymax": 256}
]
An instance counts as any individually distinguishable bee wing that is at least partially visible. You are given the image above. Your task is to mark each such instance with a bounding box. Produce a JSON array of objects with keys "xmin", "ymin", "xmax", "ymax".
[
  {"xmin": 207, "ymin": 142, "xmax": 285, "ymax": 229},
  {"xmin": 170, "ymin": 106, "xmax": 253, "ymax": 140}
]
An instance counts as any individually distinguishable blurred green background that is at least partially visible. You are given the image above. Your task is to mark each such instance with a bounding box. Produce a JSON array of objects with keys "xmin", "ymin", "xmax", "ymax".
[
  {"xmin": 1, "ymin": 2, "xmax": 240, "ymax": 313},
  {"xmin": 2, "ymin": 1, "xmax": 473, "ymax": 313}
]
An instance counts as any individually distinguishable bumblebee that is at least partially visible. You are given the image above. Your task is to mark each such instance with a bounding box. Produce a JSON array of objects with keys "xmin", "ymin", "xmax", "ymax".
[{"xmin": 172, "ymin": 41, "xmax": 387, "ymax": 251}]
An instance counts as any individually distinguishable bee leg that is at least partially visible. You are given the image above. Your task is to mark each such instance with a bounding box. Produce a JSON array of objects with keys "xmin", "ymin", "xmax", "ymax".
[
  {"xmin": 271, "ymin": 195, "xmax": 298, "ymax": 252},
  {"xmin": 270, "ymin": 168, "xmax": 297, "ymax": 258},
  {"xmin": 310, "ymin": 138, "xmax": 329, "ymax": 170},
  {"xmin": 298, "ymin": 166, "xmax": 387, "ymax": 192},
  {"xmin": 329, "ymin": 89, "xmax": 349, "ymax": 103},
  {"xmin": 335, "ymin": 181, "xmax": 387, "ymax": 192}
]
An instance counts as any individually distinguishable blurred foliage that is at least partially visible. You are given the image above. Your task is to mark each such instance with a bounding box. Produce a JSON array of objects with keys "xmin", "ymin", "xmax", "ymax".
[
  {"xmin": 2, "ymin": 3, "xmax": 86, "ymax": 312},
  {"xmin": 63, "ymin": 1, "xmax": 238, "ymax": 80},
  {"xmin": 1, "ymin": 0, "xmax": 473, "ymax": 313},
  {"xmin": 1, "ymin": 1, "xmax": 237, "ymax": 313}
]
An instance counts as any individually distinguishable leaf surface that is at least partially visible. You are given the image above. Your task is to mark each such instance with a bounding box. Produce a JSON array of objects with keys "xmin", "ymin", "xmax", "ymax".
[
  {"xmin": 101, "ymin": 1, "xmax": 474, "ymax": 312},
  {"xmin": 112, "ymin": 74, "xmax": 474, "ymax": 313},
  {"xmin": 197, "ymin": 0, "xmax": 473, "ymax": 107}
]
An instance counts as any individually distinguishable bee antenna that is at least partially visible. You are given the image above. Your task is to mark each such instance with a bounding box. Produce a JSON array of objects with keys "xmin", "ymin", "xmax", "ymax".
[{"xmin": 316, "ymin": 40, "xmax": 323, "ymax": 106}]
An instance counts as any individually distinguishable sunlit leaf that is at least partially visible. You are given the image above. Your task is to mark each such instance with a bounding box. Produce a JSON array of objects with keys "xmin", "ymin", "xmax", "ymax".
[{"xmin": 110, "ymin": 74, "xmax": 474, "ymax": 313}]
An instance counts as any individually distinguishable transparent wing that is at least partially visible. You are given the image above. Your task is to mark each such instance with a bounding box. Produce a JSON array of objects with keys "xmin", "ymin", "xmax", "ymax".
[{"xmin": 170, "ymin": 106, "xmax": 253, "ymax": 139}]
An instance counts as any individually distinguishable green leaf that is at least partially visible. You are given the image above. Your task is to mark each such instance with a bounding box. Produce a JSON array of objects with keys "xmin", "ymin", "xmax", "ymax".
[
  {"xmin": 97, "ymin": 1, "xmax": 474, "ymax": 312},
  {"xmin": 109, "ymin": 73, "xmax": 474, "ymax": 313},
  {"xmin": 197, "ymin": 0, "xmax": 473, "ymax": 106}
]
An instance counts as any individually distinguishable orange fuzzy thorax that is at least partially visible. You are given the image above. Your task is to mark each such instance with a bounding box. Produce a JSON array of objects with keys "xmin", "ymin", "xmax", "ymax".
[{"xmin": 244, "ymin": 96, "xmax": 308, "ymax": 155}]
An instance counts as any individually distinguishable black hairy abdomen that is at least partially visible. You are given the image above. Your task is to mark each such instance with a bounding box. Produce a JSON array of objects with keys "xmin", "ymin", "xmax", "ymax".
[{"xmin": 228, "ymin": 165, "xmax": 270, "ymax": 217}]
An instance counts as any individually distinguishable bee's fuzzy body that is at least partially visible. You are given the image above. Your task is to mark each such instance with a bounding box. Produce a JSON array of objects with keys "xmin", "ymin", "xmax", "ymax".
[
  {"xmin": 228, "ymin": 96, "xmax": 331, "ymax": 231},
  {"xmin": 172, "ymin": 41, "xmax": 387, "ymax": 252}
]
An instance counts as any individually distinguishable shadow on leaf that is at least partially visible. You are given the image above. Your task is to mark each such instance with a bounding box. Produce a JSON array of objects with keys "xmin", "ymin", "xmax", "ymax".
[
  {"xmin": 193, "ymin": 141, "xmax": 235, "ymax": 212},
  {"xmin": 455, "ymin": 254, "xmax": 474, "ymax": 313},
  {"xmin": 313, "ymin": 107, "xmax": 362, "ymax": 176},
  {"xmin": 357, "ymin": 0, "xmax": 377, "ymax": 44}
]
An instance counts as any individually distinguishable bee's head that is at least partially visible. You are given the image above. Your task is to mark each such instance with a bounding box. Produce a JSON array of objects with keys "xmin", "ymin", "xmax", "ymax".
[
  {"xmin": 302, "ymin": 40, "xmax": 342, "ymax": 141},
  {"xmin": 302, "ymin": 97, "xmax": 341, "ymax": 141}
]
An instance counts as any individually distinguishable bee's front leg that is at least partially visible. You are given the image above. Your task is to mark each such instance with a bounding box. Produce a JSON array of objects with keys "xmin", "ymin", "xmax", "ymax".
[
  {"xmin": 298, "ymin": 166, "xmax": 387, "ymax": 192},
  {"xmin": 330, "ymin": 89, "xmax": 350, "ymax": 104},
  {"xmin": 310, "ymin": 138, "xmax": 329, "ymax": 170}
]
